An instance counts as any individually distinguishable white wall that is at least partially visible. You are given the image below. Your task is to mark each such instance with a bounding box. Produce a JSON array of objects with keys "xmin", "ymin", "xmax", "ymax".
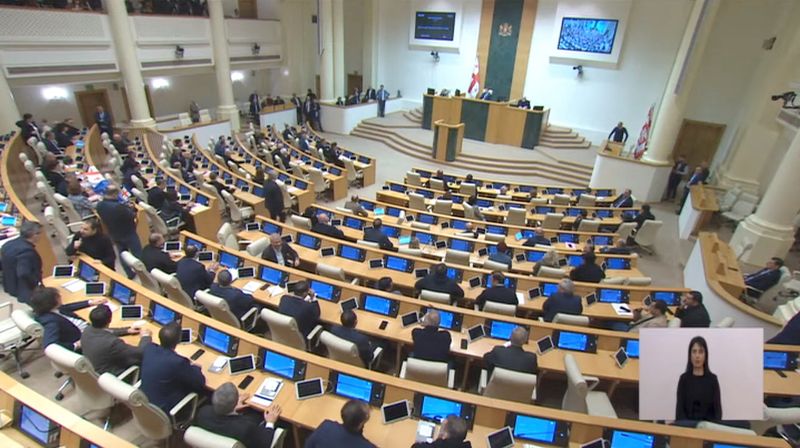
[
  {"xmin": 257, "ymin": 0, "xmax": 281, "ymax": 19},
  {"xmin": 10, "ymin": 79, "xmax": 129, "ymax": 128},
  {"xmin": 277, "ymin": 0, "xmax": 319, "ymax": 96},
  {"xmin": 343, "ymin": 0, "xmax": 365, "ymax": 83}
]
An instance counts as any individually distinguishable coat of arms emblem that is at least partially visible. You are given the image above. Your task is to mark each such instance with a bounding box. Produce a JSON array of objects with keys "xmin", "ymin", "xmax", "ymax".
[{"xmin": 498, "ymin": 22, "xmax": 513, "ymax": 37}]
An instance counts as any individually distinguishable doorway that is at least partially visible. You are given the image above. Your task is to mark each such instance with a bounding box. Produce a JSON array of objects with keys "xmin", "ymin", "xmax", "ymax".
[
  {"xmin": 75, "ymin": 89, "xmax": 112, "ymax": 129},
  {"xmin": 347, "ymin": 73, "xmax": 363, "ymax": 96},
  {"xmin": 671, "ymin": 119, "xmax": 726, "ymax": 168}
]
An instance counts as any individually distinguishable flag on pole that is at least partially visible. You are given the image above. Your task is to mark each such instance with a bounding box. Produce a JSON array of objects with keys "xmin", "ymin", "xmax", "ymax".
[
  {"xmin": 468, "ymin": 57, "xmax": 480, "ymax": 97},
  {"xmin": 633, "ymin": 103, "xmax": 655, "ymax": 160}
]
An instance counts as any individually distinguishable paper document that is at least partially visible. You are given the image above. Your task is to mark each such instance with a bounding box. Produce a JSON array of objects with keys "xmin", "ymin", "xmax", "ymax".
[
  {"xmin": 242, "ymin": 281, "xmax": 264, "ymax": 295},
  {"xmin": 62, "ymin": 279, "xmax": 86, "ymax": 293},
  {"xmin": 266, "ymin": 285, "xmax": 285, "ymax": 297},
  {"xmin": 611, "ymin": 303, "xmax": 633, "ymax": 316},
  {"xmin": 516, "ymin": 292, "xmax": 525, "ymax": 305}
]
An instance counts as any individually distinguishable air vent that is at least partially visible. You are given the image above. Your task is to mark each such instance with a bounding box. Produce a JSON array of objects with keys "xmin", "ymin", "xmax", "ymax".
[
  {"xmin": 7, "ymin": 63, "xmax": 117, "ymax": 76},
  {"xmin": 141, "ymin": 58, "xmax": 212, "ymax": 68},
  {"xmin": 231, "ymin": 55, "xmax": 281, "ymax": 62}
]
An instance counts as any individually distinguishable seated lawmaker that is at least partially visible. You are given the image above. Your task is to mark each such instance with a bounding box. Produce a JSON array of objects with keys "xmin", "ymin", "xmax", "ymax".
[
  {"xmin": 628, "ymin": 300, "xmax": 670, "ymax": 333},
  {"xmin": 516, "ymin": 97, "xmax": 531, "ymax": 109},
  {"xmin": 455, "ymin": 222, "xmax": 479, "ymax": 239},
  {"xmin": 532, "ymin": 248, "xmax": 561, "ymax": 276},
  {"xmin": 542, "ymin": 279, "xmax": 582, "ymax": 322},
  {"xmin": 634, "ymin": 204, "xmax": 656, "ymax": 230},
  {"xmin": 744, "ymin": 257, "xmax": 784, "ymax": 298},
  {"xmin": 475, "ymin": 271, "xmax": 517, "ymax": 310},
  {"xmin": 305, "ymin": 400, "xmax": 377, "ymax": 448},
  {"xmin": 311, "ymin": 213, "xmax": 345, "ymax": 240},
  {"xmin": 488, "ymin": 241, "xmax": 513, "ymax": 268},
  {"xmin": 81, "ymin": 304, "xmax": 151, "ymax": 376},
  {"xmin": 415, "ymin": 263, "xmax": 464, "ymax": 305},
  {"xmin": 412, "ymin": 415, "xmax": 472, "ymax": 448},
  {"xmin": 363, "ymin": 218, "xmax": 393, "ymax": 250},
  {"xmin": 209, "ymin": 270, "xmax": 258, "ymax": 320},
  {"xmin": 611, "ymin": 188, "xmax": 634, "ymax": 208},
  {"xmin": 331, "ymin": 310, "xmax": 375, "ymax": 367},
  {"xmin": 600, "ymin": 239, "xmax": 632, "ymax": 255},
  {"xmin": 767, "ymin": 312, "xmax": 800, "ymax": 345},
  {"xmin": 411, "ymin": 310, "xmax": 451, "ymax": 363},
  {"xmin": 569, "ymin": 252, "xmax": 605, "ymax": 283},
  {"xmin": 278, "ymin": 280, "xmax": 320, "ymax": 337},
  {"xmin": 523, "ymin": 228, "xmax": 551, "ymax": 247},
  {"xmin": 376, "ymin": 277, "xmax": 402, "ymax": 295},
  {"xmin": 261, "ymin": 233, "xmax": 299, "ymax": 267},
  {"xmin": 674, "ymin": 291, "xmax": 710, "ymax": 328},
  {"xmin": 176, "ymin": 245, "xmax": 216, "ymax": 300},
  {"xmin": 65, "ymin": 218, "xmax": 116, "ymax": 270},
  {"xmin": 140, "ymin": 322, "xmax": 206, "ymax": 413},
  {"xmin": 344, "ymin": 195, "xmax": 368, "ymax": 217},
  {"xmin": 31, "ymin": 287, "xmax": 106, "ymax": 350},
  {"xmin": 195, "ymin": 382, "xmax": 282, "ymax": 448},
  {"xmin": 483, "ymin": 327, "xmax": 537, "ymax": 375},
  {"xmin": 141, "ymin": 233, "xmax": 178, "ymax": 274}
]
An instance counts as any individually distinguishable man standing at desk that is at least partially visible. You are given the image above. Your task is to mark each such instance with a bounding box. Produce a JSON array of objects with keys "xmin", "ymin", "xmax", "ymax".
[
  {"xmin": 95, "ymin": 106, "xmax": 112, "ymax": 135},
  {"xmin": 479, "ymin": 88, "xmax": 493, "ymax": 100},
  {"xmin": 248, "ymin": 91, "xmax": 261, "ymax": 121},
  {"xmin": 609, "ymin": 121, "xmax": 628, "ymax": 143},
  {"xmin": 263, "ymin": 171, "xmax": 285, "ymax": 222},
  {"xmin": 376, "ymin": 84, "xmax": 390, "ymax": 117},
  {"xmin": 291, "ymin": 93, "xmax": 303, "ymax": 124},
  {"xmin": 0, "ymin": 221, "xmax": 43, "ymax": 305}
]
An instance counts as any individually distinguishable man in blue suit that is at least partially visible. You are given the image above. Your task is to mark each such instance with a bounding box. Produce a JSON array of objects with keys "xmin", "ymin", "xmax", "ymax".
[
  {"xmin": 542, "ymin": 279, "xmax": 583, "ymax": 322},
  {"xmin": 94, "ymin": 105, "xmax": 112, "ymax": 135},
  {"xmin": 488, "ymin": 241, "xmax": 513, "ymax": 269},
  {"xmin": 305, "ymin": 400, "xmax": 377, "ymax": 448},
  {"xmin": 140, "ymin": 323, "xmax": 206, "ymax": 413},
  {"xmin": 42, "ymin": 131, "xmax": 62, "ymax": 155},
  {"xmin": 330, "ymin": 310, "xmax": 374, "ymax": 367},
  {"xmin": 209, "ymin": 270, "xmax": 258, "ymax": 319},
  {"xmin": 176, "ymin": 245, "xmax": 216, "ymax": 301},
  {"xmin": 678, "ymin": 166, "xmax": 706, "ymax": 213},
  {"xmin": 278, "ymin": 280, "xmax": 320, "ymax": 337},
  {"xmin": 376, "ymin": 84, "xmax": 390, "ymax": 117},
  {"xmin": 363, "ymin": 218, "xmax": 393, "ymax": 250},
  {"xmin": 611, "ymin": 188, "xmax": 634, "ymax": 208},
  {"xmin": 0, "ymin": 221, "xmax": 43, "ymax": 304},
  {"xmin": 745, "ymin": 258, "xmax": 784, "ymax": 298}
]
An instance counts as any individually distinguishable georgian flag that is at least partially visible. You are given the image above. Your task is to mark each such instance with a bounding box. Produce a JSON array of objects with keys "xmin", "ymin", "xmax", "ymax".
[
  {"xmin": 633, "ymin": 103, "xmax": 655, "ymax": 160},
  {"xmin": 468, "ymin": 57, "xmax": 480, "ymax": 97}
]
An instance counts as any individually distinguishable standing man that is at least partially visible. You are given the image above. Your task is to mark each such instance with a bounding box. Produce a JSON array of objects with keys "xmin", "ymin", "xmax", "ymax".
[
  {"xmin": 376, "ymin": 85, "xmax": 390, "ymax": 117},
  {"xmin": 16, "ymin": 113, "xmax": 41, "ymax": 141},
  {"xmin": 96, "ymin": 185, "xmax": 141, "ymax": 278},
  {"xmin": 248, "ymin": 91, "xmax": 261, "ymax": 122},
  {"xmin": 0, "ymin": 221, "xmax": 43, "ymax": 305},
  {"xmin": 677, "ymin": 166, "xmax": 706, "ymax": 213},
  {"xmin": 303, "ymin": 95, "xmax": 314, "ymax": 127},
  {"xmin": 608, "ymin": 121, "xmax": 628, "ymax": 143},
  {"xmin": 95, "ymin": 106, "xmax": 112, "ymax": 136},
  {"xmin": 666, "ymin": 155, "xmax": 689, "ymax": 201},
  {"xmin": 311, "ymin": 98, "xmax": 323, "ymax": 132},
  {"xmin": 290, "ymin": 93, "xmax": 303, "ymax": 125},
  {"xmin": 262, "ymin": 171, "xmax": 285, "ymax": 222}
]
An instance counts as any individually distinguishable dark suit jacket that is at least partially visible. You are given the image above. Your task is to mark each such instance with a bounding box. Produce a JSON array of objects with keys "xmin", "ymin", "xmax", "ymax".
[
  {"xmin": 542, "ymin": 292, "xmax": 583, "ymax": 322},
  {"xmin": 675, "ymin": 304, "xmax": 711, "ymax": 328},
  {"xmin": 140, "ymin": 343, "xmax": 206, "ymax": 413},
  {"xmin": 311, "ymin": 222, "xmax": 345, "ymax": 240},
  {"xmin": 569, "ymin": 263, "xmax": 606, "ymax": 283},
  {"xmin": 411, "ymin": 326, "xmax": 452, "ymax": 363},
  {"xmin": 523, "ymin": 236, "xmax": 551, "ymax": 247},
  {"xmin": 412, "ymin": 439, "xmax": 472, "ymax": 448},
  {"xmin": 209, "ymin": 284, "xmax": 256, "ymax": 319},
  {"xmin": 65, "ymin": 233, "xmax": 116, "ymax": 269},
  {"xmin": 96, "ymin": 200, "xmax": 137, "ymax": 242},
  {"xmin": 176, "ymin": 258, "xmax": 214, "ymax": 301},
  {"xmin": 634, "ymin": 210, "xmax": 655, "ymax": 230},
  {"xmin": 305, "ymin": 420, "xmax": 377, "ymax": 448},
  {"xmin": 0, "ymin": 237, "xmax": 42, "ymax": 303},
  {"xmin": 483, "ymin": 345, "xmax": 537, "ymax": 375},
  {"xmin": 488, "ymin": 251, "xmax": 513, "ymax": 268},
  {"xmin": 15, "ymin": 120, "xmax": 39, "ymax": 140},
  {"xmin": 95, "ymin": 111, "xmax": 111, "ymax": 129},
  {"xmin": 261, "ymin": 243, "xmax": 299, "ymax": 267},
  {"xmin": 612, "ymin": 194, "xmax": 634, "ymax": 208},
  {"xmin": 415, "ymin": 274, "xmax": 464, "ymax": 304},
  {"xmin": 767, "ymin": 312, "xmax": 800, "ymax": 345},
  {"xmin": 36, "ymin": 301, "xmax": 90, "ymax": 350},
  {"xmin": 195, "ymin": 406, "xmax": 275, "ymax": 448},
  {"xmin": 43, "ymin": 169, "xmax": 68, "ymax": 195},
  {"xmin": 331, "ymin": 326, "xmax": 373, "ymax": 366},
  {"xmin": 745, "ymin": 268, "xmax": 782, "ymax": 292},
  {"xmin": 600, "ymin": 246, "xmax": 632, "ymax": 255},
  {"xmin": 476, "ymin": 287, "xmax": 517, "ymax": 310},
  {"xmin": 363, "ymin": 227, "xmax": 393, "ymax": 250},
  {"xmin": 278, "ymin": 295, "xmax": 320, "ymax": 337},
  {"xmin": 55, "ymin": 130, "xmax": 73, "ymax": 148},
  {"xmin": 80, "ymin": 327, "xmax": 151, "ymax": 376},
  {"xmin": 44, "ymin": 139, "xmax": 62, "ymax": 154},
  {"xmin": 147, "ymin": 187, "xmax": 166, "ymax": 209},
  {"xmin": 141, "ymin": 245, "xmax": 177, "ymax": 274},
  {"xmin": 263, "ymin": 180, "xmax": 284, "ymax": 216}
]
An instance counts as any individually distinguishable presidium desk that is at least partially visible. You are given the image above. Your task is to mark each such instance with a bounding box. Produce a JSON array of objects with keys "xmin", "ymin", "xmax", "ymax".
[{"xmin": 422, "ymin": 94, "xmax": 550, "ymax": 149}]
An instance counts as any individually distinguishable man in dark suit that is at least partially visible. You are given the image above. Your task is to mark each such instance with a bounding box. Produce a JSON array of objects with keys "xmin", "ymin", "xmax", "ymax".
[
  {"xmin": 31, "ymin": 288, "xmax": 105, "ymax": 350},
  {"xmin": 248, "ymin": 91, "xmax": 261, "ymax": 119},
  {"xmin": 305, "ymin": 400, "xmax": 377, "ymax": 448},
  {"xmin": 516, "ymin": 97, "xmax": 531, "ymax": 109},
  {"xmin": 147, "ymin": 177, "xmax": 167, "ymax": 209},
  {"xmin": 42, "ymin": 131, "xmax": 62, "ymax": 155},
  {"xmin": 311, "ymin": 213, "xmax": 345, "ymax": 240},
  {"xmin": 15, "ymin": 113, "xmax": 41, "ymax": 141},
  {"xmin": 376, "ymin": 85, "xmax": 390, "ymax": 117},
  {"xmin": 666, "ymin": 155, "xmax": 689, "ymax": 201},
  {"xmin": 478, "ymin": 88, "xmax": 493, "ymax": 100},
  {"xmin": 542, "ymin": 279, "xmax": 583, "ymax": 322},
  {"xmin": 261, "ymin": 233, "xmax": 299, "ymax": 267},
  {"xmin": 414, "ymin": 263, "xmax": 464, "ymax": 305},
  {"xmin": 290, "ymin": 93, "xmax": 303, "ymax": 124},
  {"xmin": 54, "ymin": 124, "xmax": 74, "ymax": 148},
  {"xmin": 195, "ymin": 382, "xmax": 282, "ymax": 448},
  {"xmin": 634, "ymin": 204, "xmax": 656, "ymax": 230},
  {"xmin": 678, "ymin": 166, "xmax": 706, "ymax": 213},
  {"xmin": 475, "ymin": 271, "xmax": 517, "ymax": 310},
  {"xmin": 281, "ymin": 124, "xmax": 294, "ymax": 142},
  {"xmin": 410, "ymin": 310, "xmax": 451, "ymax": 363},
  {"xmin": 140, "ymin": 323, "xmax": 206, "ymax": 413},
  {"xmin": 674, "ymin": 291, "xmax": 711, "ymax": 328},
  {"xmin": 263, "ymin": 171, "xmax": 285, "ymax": 222},
  {"xmin": 611, "ymin": 188, "xmax": 634, "ymax": 208},
  {"xmin": 523, "ymin": 227, "xmax": 551, "ymax": 247},
  {"xmin": 569, "ymin": 252, "xmax": 605, "ymax": 283},
  {"xmin": 278, "ymin": 281, "xmax": 320, "ymax": 337},
  {"xmin": 330, "ymin": 310, "xmax": 374, "ymax": 367},
  {"xmin": 363, "ymin": 218, "xmax": 393, "ymax": 250},
  {"xmin": 600, "ymin": 239, "xmax": 632, "ymax": 255},
  {"xmin": 745, "ymin": 258, "xmax": 784, "ymax": 298},
  {"xmin": 767, "ymin": 312, "xmax": 800, "ymax": 345},
  {"xmin": 608, "ymin": 121, "xmax": 628, "ymax": 143},
  {"xmin": 209, "ymin": 270, "xmax": 258, "ymax": 320},
  {"xmin": 412, "ymin": 415, "xmax": 471, "ymax": 448},
  {"xmin": 363, "ymin": 86, "xmax": 376, "ymax": 102},
  {"xmin": 141, "ymin": 233, "xmax": 177, "ymax": 274},
  {"xmin": 0, "ymin": 221, "xmax": 43, "ymax": 304},
  {"xmin": 95, "ymin": 106, "xmax": 112, "ymax": 135},
  {"xmin": 176, "ymin": 245, "xmax": 216, "ymax": 300},
  {"xmin": 483, "ymin": 327, "xmax": 537, "ymax": 375},
  {"xmin": 488, "ymin": 241, "xmax": 513, "ymax": 268},
  {"xmin": 81, "ymin": 305, "xmax": 150, "ymax": 376},
  {"xmin": 96, "ymin": 186, "xmax": 141, "ymax": 278}
]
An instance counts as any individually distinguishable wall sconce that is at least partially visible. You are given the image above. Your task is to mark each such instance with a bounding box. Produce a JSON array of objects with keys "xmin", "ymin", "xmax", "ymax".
[
  {"xmin": 252, "ymin": 43, "xmax": 261, "ymax": 55},
  {"xmin": 230, "ymin": 71, "xmax": 245, "ymax": 82},
  {"xmin": 175, "ymin": 45, "xmax": 185, "ymax": 59},
  {"xmin": 42, "ymin": 86, "xmax": 68, "ymax": 101}
]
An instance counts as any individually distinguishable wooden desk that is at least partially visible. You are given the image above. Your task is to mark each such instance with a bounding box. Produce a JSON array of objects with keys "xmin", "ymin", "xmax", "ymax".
[
  {"xmin": 302, "ymin": 126, "xmax": 376, "ymax": 187},
  {"xmin": 678, "ymin": 185, "xmax": 719, "ymax": 239}
]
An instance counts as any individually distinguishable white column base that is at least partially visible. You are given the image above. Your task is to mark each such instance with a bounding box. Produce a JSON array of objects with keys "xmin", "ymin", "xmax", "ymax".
[
  {"xmin": 216, "ymin": 105, "xmax": 240, "ymax": 130},
  {"xmin": 716, "ymin": 166, "xmax": 761, "ymax": 195},
  {"xmin": 589, "ymin": 153, "xmax": 671, "ymax": 203},
  {"xmin": 129, "ymin": 117, "xmax": 156, "ymax": 128},
  {"xmin": 730, "ymin": 214, "xmax": 794, "ymax": 265}
]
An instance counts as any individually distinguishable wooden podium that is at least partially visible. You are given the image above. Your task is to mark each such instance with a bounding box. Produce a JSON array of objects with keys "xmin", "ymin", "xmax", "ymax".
[
  {"xmin": 600, "ymin": 139, "xmax": 624, "ymax": 156},
  {"xmin": 432, "ymin": 120, "xmax": 464, "ymax": 162}
]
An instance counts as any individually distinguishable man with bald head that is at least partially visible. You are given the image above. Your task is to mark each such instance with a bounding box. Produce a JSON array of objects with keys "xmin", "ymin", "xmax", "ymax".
[
  {"xmin": 311, "ymin": 213, "xmax": 345, "ymax": 239},
  {"xmin": 483, "ymin": 326, "xmax": 537, "ymax": 375},
  {"xmin": 410, "ymin": 310, "xmax": 452, "ymax": 363},
  {"xmin": 541, "ymin": 279, "xmax": 583, "ymax": 322},
  {"xmin": 261, "ymin": 233, "xmax": 299, "ymax": 267}
]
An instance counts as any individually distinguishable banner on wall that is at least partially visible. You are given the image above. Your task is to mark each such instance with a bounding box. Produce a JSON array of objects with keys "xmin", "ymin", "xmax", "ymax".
[
  {"xmin": 468, "ymin": 57, "xmax": 480, "ymax": 97},
  {"xmin": 633, "ymin": 103, "xmax": 655, "ymax": 160}
]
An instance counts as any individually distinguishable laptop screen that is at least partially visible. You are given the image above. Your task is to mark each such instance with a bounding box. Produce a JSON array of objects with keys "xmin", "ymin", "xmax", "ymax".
[
  {"xmin": 344, "ymin": 216, "xmax": 363, "ymax": 229},
  {"xmin": 339, "ymin": 245, "xmax": 365, "ymax": 262},
  {"xmin": 362, "ymin": 295, "xmax": 393, "ymax": 316},
  {"xmin": 451, "ymin": 219, "xmax": 468, "ymax": 230},
  {"xmin": 151, "ymin": 303, "xmax": 177, "ymax": 325},
  {"xmin": 567, "ymin": 255, "xmax": 584, "ymax": 267},
  {"xmin": 598, "ymin": 289, "xmax": 627, "ymax": 303},
  {"xmin": 652, "ymin": 291, "xmax": 680, "ymax": 306},
  {"xmin": 333, "ymin": 373, "xmax": 373, "ymax": 402},
  {"xmin": 511, "ymin": 414, "xmax": 558, "ymax": 444},
  {"xmin": 384, "ymin": 256, "xmax": 411, "ymax": 272},
  {"xmin": 297, "ymin": 233, "xmax": 320, "ymax": 249},
  {"xmin": 557, "ymin": 331, "xmax": 589, "ymax": 352},
  {"xmin": 259, "ymin": 266, "xmax": 286, "ymax": 285},
  {"xmin": 607, "ymin": 430, "xmax": 660, "ymax": 448},
  {"xmin": 381, "ymin": 225, "xmax": 400, "ymax": 238},
  {"xmin": 536, "ymin": 206, "xmax": 555, "ymax": 214},
  {"xmin": 476, "ymin": 199, "xmax": 493, "ymax": 208},
  {"xmin": 566, "ymin": 208, "xmax": 584, "ymax": 217},
  {"xmin": 559, "ymin": 234, "xmax": 579, "ymax": 244},
  {"xmin": 78, "ymin": 261, "xmax": 99, "ymax": 282},
  {"xmin": 17, "ymin": 403, "xmax": 59, "ymax": 446},
  {"xmin": 605, "ymin": 258, "xmax": 630, "ymax": 270},
  {"xmin": 261, "ymin": 222, "xmax": 281, "ymax": 235},
  {"xmin": 486, "ymin": 225, "xmax": 506, "ymax": 235},
  {"xmin": 484, "ymin": 274, "xmax": 516, "ymax": 289},
  {"xmin": 593, "ymin": 235, "xmax": 613, "ymax": 246},
  {"xmin": 309, "ymin": 280, "xmax": 336, "ymax": 301},
  {"xmin": 110, "ymin": 281, "xmax": 134, "ymax": 305},
  {"xmin": 540, "ymin": 283, "xmax": 558, "ymax": 296},
  {"xmin": 201, "ymin": 326, "xmax": 232, "ymax": 354},
  {"xmin": 386, "ymin": 207, "xmax": 402, "ymax": 217},
  {"xmin": 488, "ymin": 320, "xmax": 516, "ymax": 340},
  {"xmin": 218, "ymin": 252, "xmax": 241, "ymax": 269},
  {"xmin": 418, "ymin": 214, "xmax": 437, "ymax": 224},
  {"xmin": 526, "ymin": 251, "xmax": 545, "ymax": 262},
  {"xmin": 185, "ymin": 237, "xmax": 205, "ymax": 250},
  {"xmin": 419, "ymin": 395, "xmax": 461, "ymax": 423},
  {"xmin": 390, "ymin": 183, "xmax": 407, "ymax": 193},
  {"xmin": 263, "ymin": 350, "xmax": 296, "ymax": 379},
  {"xmin": 414, "ymin": 231, "xmax": 435, "ymax": 245},
  {"xmin": 449, "ymin": 239, "xmax": 473, "ymax": 252},
  {"xmin": 763, "ymin": 351, "xmax": 790, "ymax": 370},
  {"xmin": 625, "ymin": 340, "xmax": 640, "ymax": 358}
]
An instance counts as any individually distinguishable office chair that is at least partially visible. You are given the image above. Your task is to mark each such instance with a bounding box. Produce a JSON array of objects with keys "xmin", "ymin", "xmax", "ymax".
[{"xmin": 478, "ymin": 367, "xmax": 537, "ymax": 403}]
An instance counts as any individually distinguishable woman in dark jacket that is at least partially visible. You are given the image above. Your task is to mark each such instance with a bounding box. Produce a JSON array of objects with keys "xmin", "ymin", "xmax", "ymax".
[
  {"xmin": 675, "ymin": 336, "xmax": 722, "ymax": 424},
  {"xmin": 65, "ymin": 219, "xmax": 116, "ymax": 269}
]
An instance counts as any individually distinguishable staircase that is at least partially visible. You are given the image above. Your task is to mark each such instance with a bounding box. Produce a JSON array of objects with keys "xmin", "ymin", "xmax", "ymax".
[
  {"xmin": 351, "ymin": 120, "xmax": 593, "ymax": 186},
  {"xmin": 539, "ymin": 125, "xmax": 592, "ymax": 149},
  {"xmin": 403, "ymin": 108, "xmax": 422, "ymax": 124}
]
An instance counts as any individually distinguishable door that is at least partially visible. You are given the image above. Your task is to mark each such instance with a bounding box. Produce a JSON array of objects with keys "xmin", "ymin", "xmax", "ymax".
[
  {"xmin": 347, "ymin": 73, "xmax": 363, "ymax": 96},
  {"xmin": 122, "ymin": 85, "xmax": 155, "ymax": 121},
  {"xmin": 75, "ymin": 90, "xmax": 112, "ymax": 129},
  {"xmin": 671, "ymin": 119, "xmax": 726, "ymax": 167}
]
